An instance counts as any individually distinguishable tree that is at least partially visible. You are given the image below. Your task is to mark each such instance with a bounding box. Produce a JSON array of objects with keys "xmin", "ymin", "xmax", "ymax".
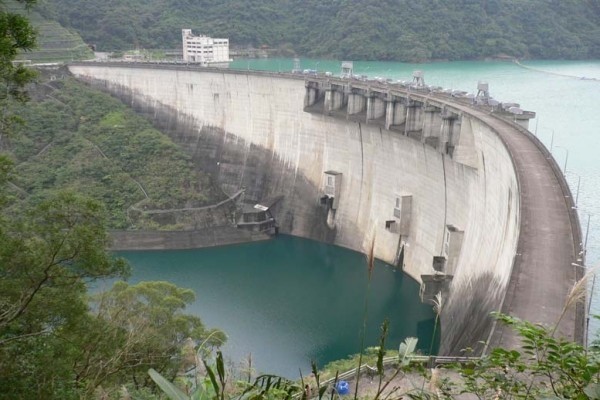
[
  {"xmin": 0, "ymin": 180, "xmax": 130, "ymax": 398},
  {"xmin": 0, "ymin": 0, "xmax": 37, "ymax": 149},
  {"xmin": 35, "ymin": 0, "xmax": 600, "ymax": 60},
  {"xmin": 0, "ymin": 161, "xmax": 223, "ymax": 398},
  {"xmin": 65, "ymin": 281, "xmax": 226, "ymax": 396},
  {"xmin": 0, "ymin": 190, "xmax": 129, "ymax": 332}
]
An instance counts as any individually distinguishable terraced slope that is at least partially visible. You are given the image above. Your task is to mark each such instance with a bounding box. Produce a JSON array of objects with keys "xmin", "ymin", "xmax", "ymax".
[{"xmin": 6, "ymin": 1, "xmax": 93, "ymax": 63}]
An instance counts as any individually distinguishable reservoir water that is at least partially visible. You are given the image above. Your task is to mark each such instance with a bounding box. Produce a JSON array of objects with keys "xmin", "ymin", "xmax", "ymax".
[
  {"xmin": 116, "ymin": 236, "xmax": 436, "ymax": 378},
  {"xmin": 119, "ymin": 58, "xmax": 599, "ymax": 377}
]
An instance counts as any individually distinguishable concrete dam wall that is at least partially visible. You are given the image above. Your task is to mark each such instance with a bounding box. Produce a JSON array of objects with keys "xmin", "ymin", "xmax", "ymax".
[{"xmin": 68, "ymin": 64, "xmax": 523, "ymax": 355}]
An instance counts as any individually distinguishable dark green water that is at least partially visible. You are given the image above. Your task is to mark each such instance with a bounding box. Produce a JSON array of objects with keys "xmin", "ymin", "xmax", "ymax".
[{"xmin": 115, "ymin": 235, "xmax": 436, "ymax": 378}]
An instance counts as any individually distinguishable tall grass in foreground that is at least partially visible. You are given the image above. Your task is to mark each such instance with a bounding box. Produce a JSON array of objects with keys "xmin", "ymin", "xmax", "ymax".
[{"xmin": 353, "ymin": 239, "xmax": 376, "ymax": 400}]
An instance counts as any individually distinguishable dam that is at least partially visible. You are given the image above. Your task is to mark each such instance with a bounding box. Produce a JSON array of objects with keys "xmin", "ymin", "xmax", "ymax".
[{"xmin": 67, "ymin": 62, "xmax": 584, "ymax": 355}]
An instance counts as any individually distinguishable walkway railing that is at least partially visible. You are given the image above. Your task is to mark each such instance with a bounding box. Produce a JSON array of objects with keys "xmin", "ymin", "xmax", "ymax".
[{"xmin": 296, "ymin": 355, "xmax": 481, "ymax": 399}]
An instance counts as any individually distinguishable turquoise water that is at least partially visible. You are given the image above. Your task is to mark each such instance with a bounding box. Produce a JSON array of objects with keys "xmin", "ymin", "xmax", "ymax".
[
  {"xmin": 116, "ymin": 236, "xmax": 436, "ymax": 378},
  {"xmin": 232, "ymin": 58, "xmax": 600, "ymax": 339}
]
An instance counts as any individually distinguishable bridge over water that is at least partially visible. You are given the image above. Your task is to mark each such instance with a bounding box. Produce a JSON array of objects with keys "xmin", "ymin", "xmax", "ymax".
[{"xmin": 67, "ymin": 62, "xmax": 584, "ymax": 354}]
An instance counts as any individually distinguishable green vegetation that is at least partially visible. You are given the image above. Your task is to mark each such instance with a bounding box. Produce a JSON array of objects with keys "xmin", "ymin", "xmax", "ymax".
[
  {"xmin": 3, "ymin": 73, "xmax": 223, "ymax": 229},
  {"xmin": 148, "ymin": 314, "xmax": 600, "ymax": 399},
  {"xmin": 149, "ymin": 350, "xmax": 302, "ymax": 400},
  {"xmin": 0, "ymin": 197, "xmax": 225, "ymax": 398},
  {"xmin": 0, "ymin": 0, "xmax": 36, "ymax": 107},
  {"xmin": 0, "ymin": 8, "xmax": 225, "ymax": 393},
  {"xmin": 5, "ymin": 0, "xmax": 92, "ymax": 63},
  {"xmin": 319, "ymin": 346, "xmax": 399, "ymax": 381},
  {"xmin": 423, "ymin": 313, "xmax": 600, "ymax": 399},
  {"xmin": 2, "ymin": 2, "xmax": 599, "ymax": 399},
  {"xmin": 37, "ymin": 0, "xmax": 600, "ymax": 61},
  {"xmin": 0, "ymin": 187, "xmax": 125, "ymax": 398}
]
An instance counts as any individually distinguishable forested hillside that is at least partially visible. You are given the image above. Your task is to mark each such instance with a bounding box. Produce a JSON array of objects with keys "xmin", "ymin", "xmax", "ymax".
[
  {"xmin": 38, "ymin": 0, "xmax": 600, "ymax": 61},
  {"xmin": 4, "ymin": 72, "xmax": 224, "ymax": 229}
]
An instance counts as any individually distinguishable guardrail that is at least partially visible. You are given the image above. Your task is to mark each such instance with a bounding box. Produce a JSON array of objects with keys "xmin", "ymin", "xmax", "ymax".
[{"xmin": 295, "ymin": 355, "xmax": 481, "ymax": 399}]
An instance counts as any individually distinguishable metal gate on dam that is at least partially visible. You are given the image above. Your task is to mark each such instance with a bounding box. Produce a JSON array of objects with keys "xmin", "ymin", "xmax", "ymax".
[{"xmin": 67, "ymin": 62, "xmax": 585, "ymax": 355}]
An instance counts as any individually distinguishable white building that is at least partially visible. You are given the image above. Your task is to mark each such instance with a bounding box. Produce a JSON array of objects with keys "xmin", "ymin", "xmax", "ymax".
[{"xmin": 182, "ymin": 29, "xmax": 231, "ymax": 65}]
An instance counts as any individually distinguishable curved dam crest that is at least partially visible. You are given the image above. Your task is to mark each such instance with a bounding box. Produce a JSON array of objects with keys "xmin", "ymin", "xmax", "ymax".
[{"xmin": 67, "ymin": 63, "xmax": 580, "ymax": 355}]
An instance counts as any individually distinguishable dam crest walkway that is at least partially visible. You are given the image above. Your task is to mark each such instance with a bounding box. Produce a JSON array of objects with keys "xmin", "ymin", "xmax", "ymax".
[{"xmin": 446, "ymin": 97, "xmax": 583, "ymax": 349}]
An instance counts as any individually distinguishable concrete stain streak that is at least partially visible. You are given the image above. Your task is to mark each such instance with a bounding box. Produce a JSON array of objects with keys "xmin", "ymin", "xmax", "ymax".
[
  {"xmin": 357, "ymin": 123, "xmax": 365, "ymax": 225},
  {"xmin": 441, "ymin": 155, "xmax": 448, "ymax": 256}
]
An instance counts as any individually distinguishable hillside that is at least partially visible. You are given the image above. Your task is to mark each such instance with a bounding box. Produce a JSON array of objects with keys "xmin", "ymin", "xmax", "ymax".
[
  {"xmin": 6, "ymin": 1, "xmax": 93, "ymax": 63},
  {"xmin": 4, "ymin": 71, "xmax": 224, "ymax": 229},
  {"xmin": 37, "ymin": 0, "xmax": 600, "ymax": 61}
]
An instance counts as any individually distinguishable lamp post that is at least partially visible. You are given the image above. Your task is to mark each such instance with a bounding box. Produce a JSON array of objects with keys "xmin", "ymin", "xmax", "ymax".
[
  {"xmin": 539, "ymin": 127, "xmax": 555, "ymax": 152},
  {"xmin": 584, "ymin": 213, "xmax": 591, "ymax": 256},
  {"xmin": 573, "ymin": 261, "xmax": 591, "ymax": 348},
  {"xmin": 574, "ymin": 174, "xmax": 581, "ymax": 206},
  {"xmin": 566, "ymin": 171, "xmax": 581, "ymax": 206},
  {"xmin": 553, "ymin": 145, "xmax": 569, "ymax": 174}
]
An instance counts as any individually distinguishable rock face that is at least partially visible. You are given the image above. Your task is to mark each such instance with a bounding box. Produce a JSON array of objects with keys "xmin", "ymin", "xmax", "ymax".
[{"xmin": 69, "ymin": 64, "xmax": 522, "ymax": 355}]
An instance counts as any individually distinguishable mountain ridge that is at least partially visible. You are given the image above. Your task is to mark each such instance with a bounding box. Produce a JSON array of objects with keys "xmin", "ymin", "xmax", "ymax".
[{"xmin": 37, "ymin": 0, "xmax": 600, "ymax": 62}]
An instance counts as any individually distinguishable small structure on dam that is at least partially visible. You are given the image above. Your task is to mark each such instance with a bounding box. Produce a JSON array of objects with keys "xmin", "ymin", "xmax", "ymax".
[
  {"xmin": 236, "ymin": 196, "xmax": 281, "ymax": 235},
  {"xmin": 66, "ymin": 61, "xmax": 584, "ymax": 357}
]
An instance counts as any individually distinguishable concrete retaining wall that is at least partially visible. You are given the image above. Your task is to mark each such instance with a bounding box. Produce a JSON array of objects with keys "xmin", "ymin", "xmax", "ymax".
[
  {"xmin": 69, "ymin": 64, "xmax": 520, "ymax": 355},
  {"xmin": 109, "ymin": 228, "xmax": 271, "ymax": 251}
]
